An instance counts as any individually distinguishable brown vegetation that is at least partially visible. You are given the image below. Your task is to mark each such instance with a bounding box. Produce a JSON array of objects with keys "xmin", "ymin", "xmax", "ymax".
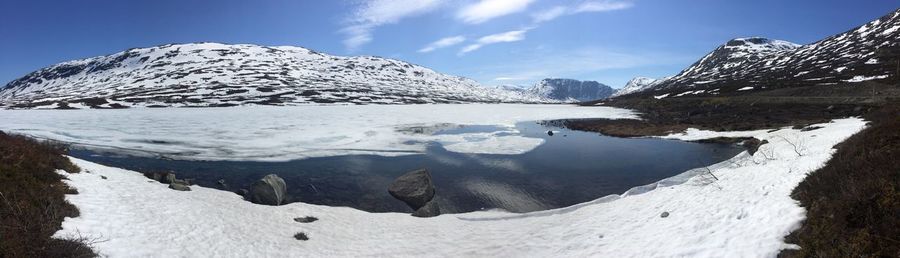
[
  {"xmin": 782, "ymin": 105, "xmax": 900, "ymax": 257},
  {"xmin": 0, "ymin": 132, "xmax": 97, "ymax": 257},
  {"xmin": 564, "ymin": 98, "xmax": 872, "ymax": 137}
]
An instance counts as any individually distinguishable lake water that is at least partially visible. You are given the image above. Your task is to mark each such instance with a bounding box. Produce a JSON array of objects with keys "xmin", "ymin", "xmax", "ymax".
[{"xmin": 69, "ymin": 120, "xmax": 743, "ymax": 214}]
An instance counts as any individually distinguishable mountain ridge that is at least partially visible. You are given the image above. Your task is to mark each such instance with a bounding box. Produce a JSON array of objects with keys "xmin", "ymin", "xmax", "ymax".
[
  {"xmin": 0, "ymin": 42, "xmax": 554, "ymax": 109},
  {"xmin": 615, "ymin": 8, "xmax": 900, "ymax": 98},
  {"xmin": 527, "ymin": 78, "xmax": 615, "ymax": 102}
]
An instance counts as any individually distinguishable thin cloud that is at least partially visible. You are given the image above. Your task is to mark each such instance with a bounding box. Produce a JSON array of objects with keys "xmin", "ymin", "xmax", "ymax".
[
  {"xmin": 341, "ymin": 0, "xmax": 443, "ymax": 52},
  {"xmin": 470, "ymin": 47, "xmax": 690, "ymax": 84},
  {"xmin": 418, "ymin": 36, "xmax": 467, "ymax": 53},
  {"xmin": 531, "ymin": 0, "xmax": 633, "ymax": 23},
  {"xmin": 459, "ymin": 29, "xmax": 528, "ymax": 54},
  {"xmin": 457, "ymin": 0, "xmax": 535, "ymax": 24},
  {"xmin": 531, "ymin": 6, "xmax": 567, "ymax": 23},
  {"xmin": 575, "ymin": 0, "xmax": 634, "ymax": 13}
]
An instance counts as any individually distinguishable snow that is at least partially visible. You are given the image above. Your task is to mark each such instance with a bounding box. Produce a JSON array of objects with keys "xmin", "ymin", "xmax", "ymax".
[
  {"xmin": 844, "ymin": 74, "xmax": 889, "ymax": 82},
  {"xmin": 54, "ymin": 118, "xmax": 867, "ymax": 257},
  {"xmin": 881, "ymin": 25, "xmax": 899, "ymax": 36},
  {"xmin": 611, "ymin": 77, "xmax": 659, "ymax": 97},
  {"xmin": 0, "ymin": 104, "xmax": 636, "ymax": 161},
  {"xmin": 653, "ymin": 93, "xmax": 669, "ymax": 99},
  {"xmin": 737, "ymin": 86, "xmax": 755, "ymax": 91}
]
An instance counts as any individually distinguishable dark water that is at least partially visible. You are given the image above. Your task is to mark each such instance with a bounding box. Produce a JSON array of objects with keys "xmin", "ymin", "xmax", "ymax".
[{"xmin": 70, "ymin": 121, "xmax": 742, "ymax": 214}]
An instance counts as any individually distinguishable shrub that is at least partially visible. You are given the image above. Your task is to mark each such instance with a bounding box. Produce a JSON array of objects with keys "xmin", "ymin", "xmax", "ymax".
[
  {"xmin": 0, "ymin": 132, "xmax": 97, "ymax": 257},
  {"xmin": 783, "ymin": 105, "xmax": 900, "ymax": 257}
]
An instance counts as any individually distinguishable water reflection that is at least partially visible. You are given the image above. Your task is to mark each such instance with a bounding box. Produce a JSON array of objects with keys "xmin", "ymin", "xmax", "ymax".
[{"xmin": 70, "ymin": 121, "xmax": 742, "ymax": 213}]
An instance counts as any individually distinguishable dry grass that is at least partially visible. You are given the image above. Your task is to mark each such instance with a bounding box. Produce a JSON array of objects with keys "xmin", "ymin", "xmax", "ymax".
[
  {"xmin": 0, "ymin": 132, "xmax": 97, "ymax": 257},
  {"xmin": 782, "ymin": 105, "xmax": 900, "ymax": 257}
]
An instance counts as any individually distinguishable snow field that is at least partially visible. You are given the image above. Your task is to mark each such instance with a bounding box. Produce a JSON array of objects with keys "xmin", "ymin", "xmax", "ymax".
[{"xmin": 54, "ymin": 117, "xmax": 867, "ymax": 257}]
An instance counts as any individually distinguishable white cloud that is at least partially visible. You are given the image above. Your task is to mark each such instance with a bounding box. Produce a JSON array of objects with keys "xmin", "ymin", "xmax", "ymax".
[
  {"xmin": 531, "ymin": 6, "xmax": 567, "ymax": 23},
  {"xmin": 575, "ymin": 0, "xmax": 634, "ymax": 13},
  {"xmin": 531, "ymin": 0, "xmax": 633, "ymax": 23},
  {"xmin": 459, "ymin": 29, "xmax": 528, "ymax": 54},
  {"xmin": 418, "ymin": 36, "xmax": 466, "ymax": 53},
  {"xmin": 341, "ymin": 0, "xmax": 443, "ymax": 51},
  {"xmin": 457, "ymin": 0, "xmax": 535, "ymax": 24}
]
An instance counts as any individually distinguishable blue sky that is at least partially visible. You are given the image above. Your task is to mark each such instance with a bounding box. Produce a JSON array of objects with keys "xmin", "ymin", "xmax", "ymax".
[{"xmin": 0, "ymin": 0, "xmax": 896, "ymax": 88}]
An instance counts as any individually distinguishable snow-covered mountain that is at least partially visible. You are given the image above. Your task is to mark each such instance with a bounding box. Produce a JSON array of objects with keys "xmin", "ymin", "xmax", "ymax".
[
  {"xmin": 527, "ymin": 78, "xmax": 615, "ymax": 102},
  {"xmin": 616, "ymin": 8, "xmax": 900, "ymax": 97},
  {"xmin": 0, "ymin": 43, "xmax": 553, "ymax": 109},
  {"xmin": 611, "ymin": 77, "xmax": 660, "ymax": 97}
]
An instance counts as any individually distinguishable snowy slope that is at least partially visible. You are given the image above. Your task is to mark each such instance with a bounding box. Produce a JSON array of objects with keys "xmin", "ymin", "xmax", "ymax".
[
  {"xmin": 617, "ymin": 8, "xmax": 900, "ymax": 97},
  {"xmin": 527, "ymin": 78, "xmax": 615, "ymax": 102},
  {"xmin": 55, "ymin": 118, "xmax": 866, "ymax": 257},
  {"xmin": 0, "ymin": 43, "xmax": 553, "ymax": 108},
  {"xmin": 611, "ymin": 76, "xmax": 660, "ymax": 97}
]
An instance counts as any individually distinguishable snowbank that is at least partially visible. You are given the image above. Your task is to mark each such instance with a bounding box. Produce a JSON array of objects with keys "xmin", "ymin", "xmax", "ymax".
[
  {"xmin": 54, "ymin": 118, "xmax": 866, "ymax": 257},
  {"xmin": 0, "ymin": 104, "xmax": 636, "ymax": 161}
]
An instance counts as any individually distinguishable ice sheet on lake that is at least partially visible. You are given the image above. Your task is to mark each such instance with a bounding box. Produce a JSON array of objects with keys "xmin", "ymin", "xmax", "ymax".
[{"xmin": 0, "ymin": 104, "xmax": 637, "ymax": 161}]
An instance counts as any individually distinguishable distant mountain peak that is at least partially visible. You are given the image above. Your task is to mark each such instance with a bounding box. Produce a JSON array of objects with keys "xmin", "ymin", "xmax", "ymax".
[
  {"xmin": 611, "ymin": 77, "xmax": 660, "ymax": 98},
  {"xmin": 528, "ymin": 78, "xmax": 614, "ymax": 102}
]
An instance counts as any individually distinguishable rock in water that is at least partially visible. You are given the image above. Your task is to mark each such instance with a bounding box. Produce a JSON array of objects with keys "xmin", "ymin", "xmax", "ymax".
[
  {"xmin": 547, "ymin": 130, "xmax": 554, "ymax": 136},
  {"xmin": 388, "ymin": 169, "xmax": 436, "ymax": 210},
  {"xmin": 248, "ymin": 174, "xmax": 287, "ymax": 205},
  {"xmin": 412, "ymin": 200, "xmax": 441, "ymax": 218}
]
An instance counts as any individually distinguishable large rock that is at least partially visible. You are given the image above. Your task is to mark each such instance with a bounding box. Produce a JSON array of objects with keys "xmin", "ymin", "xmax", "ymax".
[
  {"xmin": 248, "ymin": 174, "xmax": 287, "ymax": 205},
  {"xmin": 388, "ymin": 169, "xmax": 435, "ymax": 210},
  {"xmin": 412, "ymin": 200, "xmax": 441, "ymax": 218}
]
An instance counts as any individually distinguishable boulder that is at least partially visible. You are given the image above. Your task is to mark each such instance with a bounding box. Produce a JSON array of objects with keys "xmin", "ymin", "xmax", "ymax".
[
  {"xmin": 163, "ymin": 173, "xmax": 177, "ymax": 184},
  {"xmin": 388, "ymin": 169, "xmax": 435, "ymax": 210},
  {"xmin": 168, "ymin": 183, "xmax": 191, "ymax": 191},
  {"xmin": 411, "ymin": 200, "xmax": 441, "ymax": 218},
  {"xmin": 236, "ymin": 189, "xmax": 249, "ymax": 197},
  {"xmin": 294, "ymin": 216, "xmax": 319, "ymax": 223},
  {"xmin": 660, "ymin": 211, "xmax": 670, "ymax": 218},
  {"xmin": 248, "ymin": 174, "xmax": 287, "ymax": 205}
]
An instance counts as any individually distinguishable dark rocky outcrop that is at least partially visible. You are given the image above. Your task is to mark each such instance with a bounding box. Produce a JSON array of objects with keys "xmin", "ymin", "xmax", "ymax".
[
  {"xmin": 247, "ymin": 174, "xmax": 287, "ymax": 206},
  {"xmin": 388, "ymin": 169, "xmax": 440, "ymax": 217},
  {"xmin": 742, "ymin": 138, "xmax": 769, "ymax": 156}
]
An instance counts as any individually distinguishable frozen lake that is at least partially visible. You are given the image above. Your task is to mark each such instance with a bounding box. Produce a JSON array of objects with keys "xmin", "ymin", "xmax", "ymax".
[{"xmin": 0, "ymin": 104, "xmax": 742, "ymax": 213}]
